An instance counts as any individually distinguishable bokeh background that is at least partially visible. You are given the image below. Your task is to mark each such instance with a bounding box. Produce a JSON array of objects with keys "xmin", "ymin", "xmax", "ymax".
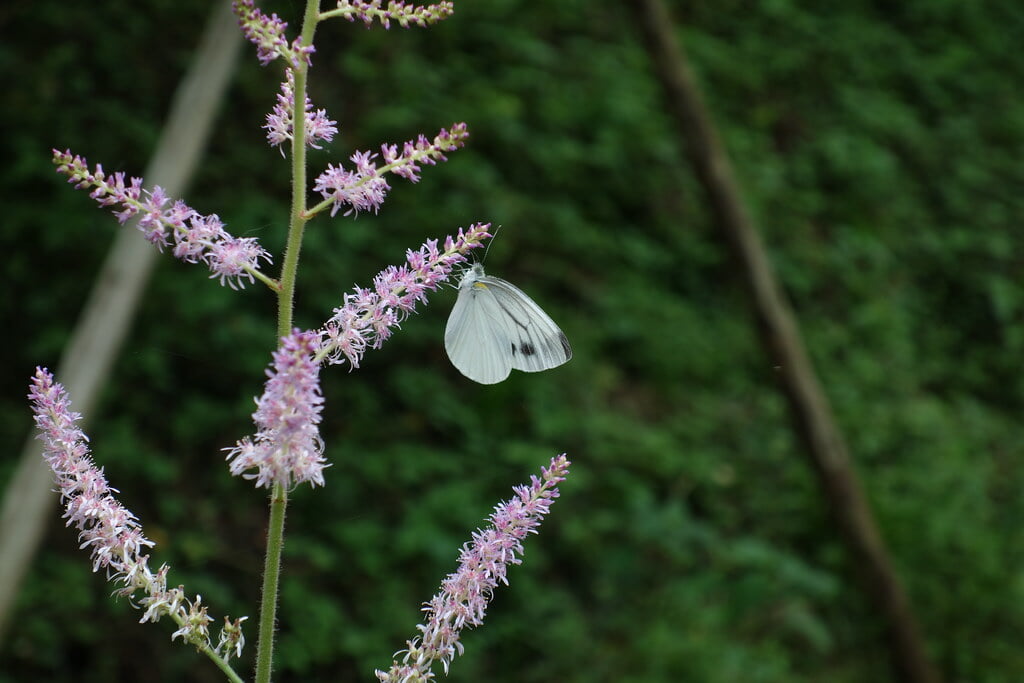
[{"xmin": 3, "ymin": 0, "xmax": 1023, "ymax": 681}]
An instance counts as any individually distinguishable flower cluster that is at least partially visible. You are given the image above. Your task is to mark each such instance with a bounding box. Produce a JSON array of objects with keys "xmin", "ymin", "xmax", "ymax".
[
  {"xmin": 216, "ymin": 615, "xmax": 249, "ymax": 661},
  {"xmin": 53, "ymin": 150, "xmax": 272, "ymax": 290},
  {"xmin": 326, "ymin": 0, "xmax": 455, "ymax": 29},
  {"xmin": 226, "ymin": 330, "xmax": 328, "ymax": 490},
  {"xmin": 233, "ymin": 0, "xmax": 314, "ymax": 68},
  {"xmin": 312, "ymin": 123, "xmax": 469, "ymax": 217},
  {"xmin": 318, "ymin": 222, "xmax": 490, "ymax": 368},
  {"xmin": 28, "ymin": 368, "xmax": 244, "ymax": 656},
  {"xmin": 376, "ymin": 455, "xmax": 571, "ymax": 682},
  {"xmin": 265, "ymin": 68, "xmax": 338, "ymax": 152}
]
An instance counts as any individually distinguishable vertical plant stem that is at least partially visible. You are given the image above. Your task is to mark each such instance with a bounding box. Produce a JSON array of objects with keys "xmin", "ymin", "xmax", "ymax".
[
  {"xmin": 275, "ymin": 77, "xmax": 307, "ymax": 339},
  {"xmin": 275, "ymin": 0, "xmax": 322, "ymax": 339},
  {"xmin": 254, "ymin": 3, "xmax": 323, "ymax": 682},
  {"xmin": 254, "ymin": 483, "xmax": 288, "ymax": 683}
]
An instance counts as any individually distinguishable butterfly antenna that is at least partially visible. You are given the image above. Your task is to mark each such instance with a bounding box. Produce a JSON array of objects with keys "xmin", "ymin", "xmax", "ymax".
[{"xmin": 481, "ymin": 224, "xmax": 502, "ymax": 264}]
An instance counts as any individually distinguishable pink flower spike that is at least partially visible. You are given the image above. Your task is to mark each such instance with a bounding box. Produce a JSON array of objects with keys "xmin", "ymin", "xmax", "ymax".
[
  {"xmin": 312, "ymin": 123, "xmax": 469, "ymax": 217},
  {"xmin": 53, "ymin": 149, "xmax": 272, "ymax": 289},
  {"xmin": 226, "ymin": 330, "xmax": 328, "ymax": 490},
  {"xmin": 328, "ymin": 0, "xmax": 455, "ymax": 29},
  {"xmin": 28, "ymin": 368, "xmax": 153, "ymax": 576},
  {"xmin": 233, "ymin": 0, "xmax": 313, "ymax": 67},
  {"xmin": 265, "ymin": 68, "xmax": 338, "ymax": 153},
  {"xmin": 375, "ymin": 455, "xmax": 571, "ymax": 682},
  {"xmin": 318, "ymin": 223, "xmax": 491, "ymax": 368},
  {"xmin": 27, "ymin": 368, "xmax": 246, "ymax": 654}
]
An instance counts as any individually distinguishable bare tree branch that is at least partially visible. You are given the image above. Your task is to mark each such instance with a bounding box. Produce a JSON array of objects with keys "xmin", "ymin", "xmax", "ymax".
[{"xmin": 630, "ymin": 1, "xmax": 940, "ymax": 681}]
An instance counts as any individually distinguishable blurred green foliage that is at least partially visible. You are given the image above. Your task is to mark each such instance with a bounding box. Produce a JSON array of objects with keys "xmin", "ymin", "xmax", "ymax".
[{"xmin": 3, "ymin": 0, "xmax": 1023, "ymax": 681}]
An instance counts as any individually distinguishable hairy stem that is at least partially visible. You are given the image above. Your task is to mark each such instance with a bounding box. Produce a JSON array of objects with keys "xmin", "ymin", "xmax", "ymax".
[
  {"xmin": 254, "ymin": 3, "xmax": 323, "ymax": 682},
  {"xmin": 254, "ymin": 483, "xmax": 289, "ymax": 683}
]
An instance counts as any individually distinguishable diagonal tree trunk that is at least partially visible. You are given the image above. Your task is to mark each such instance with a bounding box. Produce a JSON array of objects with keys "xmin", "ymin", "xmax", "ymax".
[
  {"xmin": 630, "ymin": 1, "xmax": 940, "ymax": 681},
  {"xmin": 0, "ymin": 0, "xmax": 243, "ymax": 644}
]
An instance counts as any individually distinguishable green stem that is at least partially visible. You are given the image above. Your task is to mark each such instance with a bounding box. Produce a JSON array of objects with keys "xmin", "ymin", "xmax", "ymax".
[
  {"xmin": 253, "ymin": 3, "xmax": 323, "ymax": 683},
  {"xmin": 254, "ymin": 483, "xmax": 289, "ymax": 683},
  {"xmin": 275, "ymin": 0, "xmax": 323, "ymax": 338},
  {"xmin": 203, "ymin": 645, "xmax": 247, "ymax": 683},
  {"xmin": 251, "ymin": 267, "xmax": 282, "ymax": 292}
]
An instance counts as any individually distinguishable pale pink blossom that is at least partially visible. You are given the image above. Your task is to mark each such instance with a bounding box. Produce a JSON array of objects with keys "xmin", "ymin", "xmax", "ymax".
[
  {"xmin": 376, "ymin": 455, "xmax": 571, "ymax": 682},
  {"xmin": 313, "ymin": 123, "xmax": 469, "ymax": 216},
  {"xmin": 226, "ymin": 330, "xmax": 328, "ymax": 489},
  {"xmin": 53, "ymin": 149, "xmax": 271, "ymax": 289},
  {"xmin": 233, "ymin": 0, "xmax": 314, "ymax": 67},
  {"xmin": 27, "ymin": 368, "xmax": 245, "ymax": 654},
  {"xmin": 265, "ymin": 68, "xmax": 338, "ymax": 153}
]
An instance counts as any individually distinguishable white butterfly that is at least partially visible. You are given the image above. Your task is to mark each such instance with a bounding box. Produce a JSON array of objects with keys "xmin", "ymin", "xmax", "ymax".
[{"xmin": 445, "ymin": 263, "xmax": 572, "ymax": 384}]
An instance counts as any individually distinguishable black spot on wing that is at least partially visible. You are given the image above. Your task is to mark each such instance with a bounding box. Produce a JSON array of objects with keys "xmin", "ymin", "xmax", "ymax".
[{"xmin": 510, "ymin": 341, "xmax": 537, "ymax": 357}]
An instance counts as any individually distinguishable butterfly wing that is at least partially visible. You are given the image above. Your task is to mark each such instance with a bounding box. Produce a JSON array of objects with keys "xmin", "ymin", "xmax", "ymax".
[
  {"xmin": 444, "ymin": 279, "xmax": 514, "ymax": 384},
  {"xmin": 481, "ymin": 275, "xmax": 572, "ymax": 374}
]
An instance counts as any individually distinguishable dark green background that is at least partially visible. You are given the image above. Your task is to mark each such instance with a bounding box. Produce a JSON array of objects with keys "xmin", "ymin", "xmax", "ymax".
[{"xmin": 3, "ymin": 1, "xmax": 1023, "ymax": 681}]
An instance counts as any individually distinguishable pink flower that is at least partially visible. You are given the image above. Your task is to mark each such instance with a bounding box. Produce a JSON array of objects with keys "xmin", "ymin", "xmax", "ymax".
[
  {"xmin": 207, "ymin": 236, "xmax": 273, "ymax": 290},
  {"xmin": 375, "ymin": 455, "xmax": 571, "ymax": 682},
  {"xmin": 233, "ymin": 0, "xmax": 314, "ymax": 68},
  {"xmin": 53, "ymin": 150, "xmax": 271, "ymax": 289},
  {"xmin": 318, "ymin": 223, "xmax": 491, "ymax": 368},
  {"xmin": 29, "ymin": 368, "xmax": 154, "ymax": 574},
  {"xmin": 313, "ymin": 159, "xmax": 391, "ymax": 217},
  {"xmin": 265, "ymin": 68, "xmax": 338, "ymax": 153},
  {"xmin": 226, "ymin": 330, "xmax": 328, "ymax": 489},
  {"xmin": 312, "ymin": 123, "xmax": 469, "ymax": 217},
  {"xmin": 27, "ymin": 368, "xmax": 244, "ymax": 653},
  {"xmin": 329, "ymin": 0, "xmax": 455, "ymax": 29}
]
